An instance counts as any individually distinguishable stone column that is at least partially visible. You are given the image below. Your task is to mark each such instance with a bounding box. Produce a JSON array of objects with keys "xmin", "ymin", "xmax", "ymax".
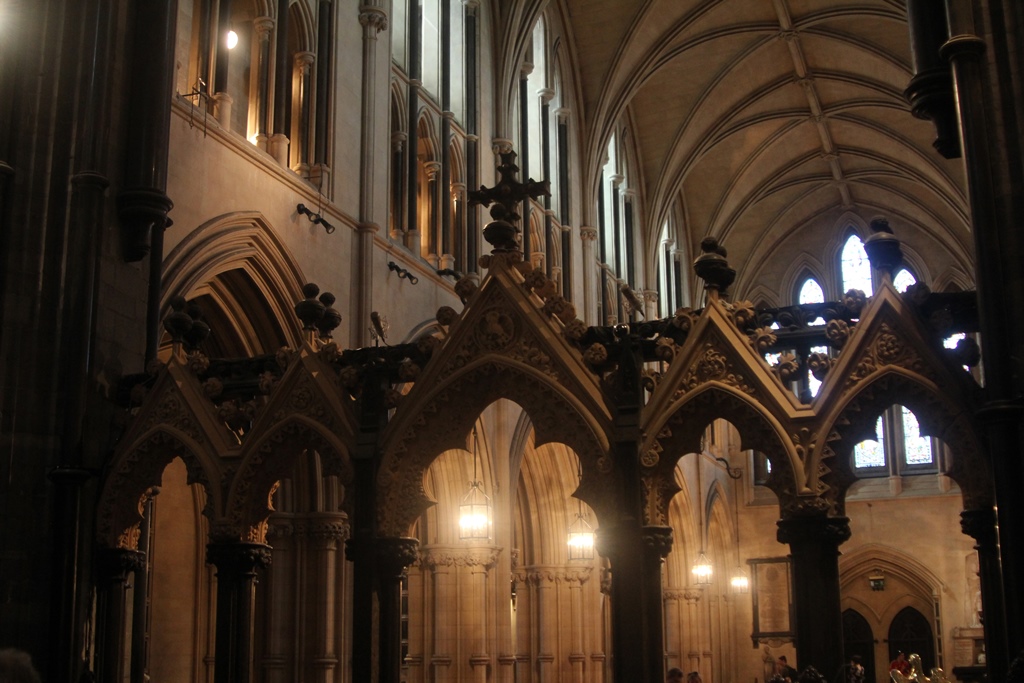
[
  {"xmin": 528, "ymin": 568, "xmax": 556, "ymax": 682},
  {"xmin": 378, "ymin": 537, "xmax": 420, "ymax": 683},
  {"xmin": 683, "ymin": 589, "xmax": 702, "ymax": 674},
  {"xmin": 580, "ymin": 227, "xmax": 599, "ymax": 325},
  {"xmin": 566, "ymin": 568, "xmax": 592, "ymax": 683},
  {"xmin": 466, "ymin": 548, "xmax": 500, "ymax": 683},
  {"xmin": 449, "ymin": 181, "xmax": 467, "ymax": 270},
  {"xmin": 307, "ymin": 517, "xmax": 349, "ymax": 683},
  {"xmin": 941, "ymin": 8, "xmax": 1024, "ymax": 663},
  {"xmin": 291, "ymin": 51, "xmax": 315, "ymax": 175},
  {"xmin": 663, "ymin": 590, "xmax": 684, "ymax": 672},
  {"xmin": 262, "ymin": 521, "xmax": 295, "ymax": 683},
  {"xmin": 643, "ymin": 289, "xmax": 659, "ymax": 321},
  {"xmin": 252, "ymin": 17, "xmax": 274, "ymax": 150},
  {"xmin": 270, "ymin": 0, "xmax": 290, "ymax": 165},
  {"xmin": 425, "ymin": 160, "xmax": 442, "ymax": 266},
  {"xmin": 596, "ymin": 525, "xmax": 673, "ymax": 683},
  {"xmin": 776, "ymin": 513, "xmax": 850, "ymax": 677},
  {"xmin": 312, "ymin": 0, "xmax": 334, "ymax": 181},
  {"xmin": 961, "ymin": 507, "xmax": 1007, "ymax": 676},
  {"xmin": 390, "ymin": 132, "xmax": 407, "ymax": 240},
  {"xmin": 207, "ymin": 542, "xmax": 273, "ymax": 683},
  {"xmin": 421, "ymin": 548, "xmax": 455, "ymax": 681},
  {"xmin": 94, "ymin": 548, "xmax": 144, "ymax": 683}
]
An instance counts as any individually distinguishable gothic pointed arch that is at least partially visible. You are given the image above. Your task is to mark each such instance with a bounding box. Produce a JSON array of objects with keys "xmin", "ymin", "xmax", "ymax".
[
  {"xmin": 376, "ymin": 258, "xmax": 612, "ymax": 536},
  {"xmin": 222, "ymin": 346, "xmax": 357, "ymax": 543},
  {"xmin": 161, "ymin": 211, "xmax": 307, "ymax": 351},
  {"xmin": 812, "ymin": 284, "xmax": 990, "ymax": 512},
  {"xmin": 97, "ymin": 358, "xmax": 231, "ymax": 549}
]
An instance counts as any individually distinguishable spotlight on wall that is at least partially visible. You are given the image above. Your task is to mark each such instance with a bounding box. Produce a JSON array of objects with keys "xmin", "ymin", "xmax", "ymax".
[
  {"xmin": 296, "ymin": 203, "xmax": 335, "ymax": 234},
  {"xmin": 226, "ymin": 30, "xmax": 239, "ymax": 50},
  {"xmin": 388, "ymin": 261, "xmax": 419, "ymax": 285}
]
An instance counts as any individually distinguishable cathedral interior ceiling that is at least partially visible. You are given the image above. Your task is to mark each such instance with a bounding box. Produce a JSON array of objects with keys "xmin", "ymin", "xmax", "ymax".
[{"xmin": 550, "ymin": 0, "xmax": 970, "ymax": 293}]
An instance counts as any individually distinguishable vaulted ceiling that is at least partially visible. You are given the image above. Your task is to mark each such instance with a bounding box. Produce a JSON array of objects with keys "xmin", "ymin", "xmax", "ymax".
[{"xmin": 554, "ymin": 0, "xmax": 972, "ymax": 302}]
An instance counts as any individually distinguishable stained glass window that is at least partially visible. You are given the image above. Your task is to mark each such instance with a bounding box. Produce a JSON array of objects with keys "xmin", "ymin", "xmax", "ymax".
[
  {"xmin": 893, "ymin": 269, "xmax": 916, "ymax": 293},
  {"xmin": 808, "ymin": 344, "xmax": 828, "ymax": 397},
  {"xmin": 798, "ymin": 279, "xmax": 824, "ymax": 304},
  {"xmin": 901, "ymin": 406, "xmax": 933, "ymax": 465},
  {"xmin": 841, "ymin": 234, "xmax": 873, "ymax": 297},
  {"xmin": 854, "ymin": 416, "xmax": 885, "ymax": 468}
]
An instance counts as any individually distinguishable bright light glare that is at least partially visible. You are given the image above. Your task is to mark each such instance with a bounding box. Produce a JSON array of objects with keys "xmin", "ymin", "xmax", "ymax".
[
  {"xmin": 226, "ymin": 30, "xmax": 239, "ymax": 49},
  {"xmin": 730, "ymin": 574, "xmax": 750, "ymax": 592}
]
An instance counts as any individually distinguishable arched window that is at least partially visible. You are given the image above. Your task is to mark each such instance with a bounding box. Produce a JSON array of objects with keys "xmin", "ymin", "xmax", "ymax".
[
  {"xmin": 852, "ymin": 405, "xmax": 935, "ymax": 474},
  {"xmin": 840, "ymin": 233, "xmax": 873, "ymax": 296},
  {"xmin": 893, "ymin": 268, "xmax": 917, "ymax": 293},
  {"xmin": 798, "ymin": 278, "xmax": 828, "ymax": 396}
]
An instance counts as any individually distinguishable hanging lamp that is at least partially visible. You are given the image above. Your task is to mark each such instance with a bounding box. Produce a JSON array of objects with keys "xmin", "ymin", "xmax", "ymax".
[
  {"xmin": 459, "ymin": 427, "xmax": 492, "ymax": 541},
  {"xmin": 691, "ymin": 436, "xmax": 713, "ymax": 585},
  {"xmin": 730, "ymin": 567, "xmax": 750, "ymax": 593},
  {"xmin": 566, "ymin": 460, "xmax": 595, "ymax": 560}
]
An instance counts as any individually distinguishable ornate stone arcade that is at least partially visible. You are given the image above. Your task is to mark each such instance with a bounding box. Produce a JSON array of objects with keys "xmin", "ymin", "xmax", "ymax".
[{"xmin": 99, "ymin": 227, "xmax": 995, "ymax": 683}]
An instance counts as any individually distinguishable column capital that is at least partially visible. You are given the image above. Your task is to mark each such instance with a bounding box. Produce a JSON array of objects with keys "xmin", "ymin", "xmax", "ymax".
[
  {"xmin": 206, "ymin": 542, "xmax": 273, "ymax": 577},
  {"xmin": 643, "ymin": 289, "xmax": 659, "ymax": 303},
  {"xmin": 294, "ymin": 50, "xmax": 316, "ymax": 71},
  {"xmin": 424, "ymin": 160, "xmax": 442, "ymax": 180},
  {"xmin": 580, "ymin": 226, "xmax": 598, "ymax": 241},
  {"xmin": 254, "ymin": 16, "xmax": 275, "ymax": 37},
  {"xmin": 96, "ymin": 547, "xmax": 145, "ymax": 583},
  {"xmin": 555, "ymin": 107, "xmax": 571, "ymax": 122},
  {"xmin": 491, "ymin": 137, "xmax": 514, "ymax": 155},
  {"xmin": 391, "ymin": 131, "xmax": 407, "ymax": 151},
  {"xmin": 463, "ymin": 0, "xmax": 480, "ymax": 12},
  {"xmin": 358, "ymin": 5, "xmax": 388, "ymax": 33},
  {"xmin": 609, "ymin": 173, "xmax": 624, "ymax": 187},
  {"xmin": 376, "ymin": 536, "xmax": 420, "ymax": 577},
  {"xmin": 538, "ymin": 88, "xmax": 556, "ymax": 103},
  {"xmin": 776, "ymin": 514, "xmax": 851, "ymax": 546},
  {"xmin": 421, "ymin": 545, "xmax": 501, "ymax": 569},
  {"xmin": 521, "ymin": 61, "xmax": 534, "ymax": 77},
  {"xmin": 596, "ymin": 525, "xmax": 673, "ymax": 560}
]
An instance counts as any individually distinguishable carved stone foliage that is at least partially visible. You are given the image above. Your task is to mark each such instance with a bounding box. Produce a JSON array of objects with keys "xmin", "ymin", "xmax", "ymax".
[
  {"xmin": 843, "ymin": 322, "xmax": 934, "ymax": 389},
  {"xmin": 377, "ymin": 360, "xmax": 611, "ymax": 536},
  {"xmin": 676, "ymin": 337, "xmax": 757, "ymax": 399},
  {"xmin": 97, "ymin": 429, "xmax": 215, "ymax": 549},
  {"xmin": 420, "ymin": 546, "xmax": 501, "ymax": 570}
]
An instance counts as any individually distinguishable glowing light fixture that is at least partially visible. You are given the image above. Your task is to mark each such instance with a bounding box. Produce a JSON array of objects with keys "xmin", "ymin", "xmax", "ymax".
[
  {"xmin": 226, "ymin": 30, "xmax": 239, "ymax": 49},
  {"xmin": 730, "ymin": 568, "xmax": 750, "ymax": 593},
  {"xmin": 459, "ymin": 427, "xmax": 491, "ymax": 541},
  {"xmin": 692, "ymin": 551, "xmax": 713, "ymax": 585},
  {"xmin": 566, "ymin": 460, "xmax": 594, "ymax": 560}
]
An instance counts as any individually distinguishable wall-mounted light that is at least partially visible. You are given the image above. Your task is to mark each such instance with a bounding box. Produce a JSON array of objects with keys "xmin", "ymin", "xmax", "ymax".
[
  {"xmin": 388, "ymin": 261, "xmax": 419, "ymax": 285},
  {"xmin": 297, "ymin": 203, "xmax": 336, "ymax": 234},
  {"xmin": 226, "ymin": 29, "xmax": 239, "ymax": 50}
]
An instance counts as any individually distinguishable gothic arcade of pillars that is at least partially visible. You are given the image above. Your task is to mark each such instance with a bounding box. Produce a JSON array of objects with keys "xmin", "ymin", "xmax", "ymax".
[{"xmin": 98, "ymin": 226, "xmax": 993, "ymax": 683}]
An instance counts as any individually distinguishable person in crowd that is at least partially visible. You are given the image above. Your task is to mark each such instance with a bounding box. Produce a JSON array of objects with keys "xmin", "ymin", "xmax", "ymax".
[
  {"xmin": 777, "ymin": 655, "xmax": 799, "ymax": 682},
  {"xmin": 845, "ymin": 654, "xmax": 865, "ymax": 683},
  {"xmin": 686, "ymin": 671, "xmax": 703, "ymax": 683},
  {"xmin": 890, "ymin": 651, "xmax": 911, "ymax": 676},
  {"xmin": 666, "ymin": 667, "xmax": 685, "ymax": 683},
  {"xmin": 0, "ymin": 649, "xmax": 42, "ymax": 683}
]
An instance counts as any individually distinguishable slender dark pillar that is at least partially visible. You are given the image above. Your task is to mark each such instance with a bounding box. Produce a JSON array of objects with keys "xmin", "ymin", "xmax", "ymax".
[
  {"xmin": 377, "ymin": 537, "xmax": 420, "ymax": 683},
  {"xmin": 254, "ymin": 17, "xmax": 273, "ymax": 146},
  {"xmin": 941, "ymin": 7, "xmax": 1024, "ymax": 663},
  {"xmin": 777, "ymin": 513, "xmax": 850, "ymax": 679},
  {"xmin": 313, "ymin": 0, "xmax": 333, "ymax": 166},
  {"xmin": 213, "ymin": 0, "xmax": 231, "ymax": 95},
  {"xmin": 273, "ymin": 0, "xmax": 289, "ymax": 131},
  {"xmin": 207, "ymin": 543, "xmax": 272, "ymax": 683},
  {"xmin": 426, "ymin": 162, "xmax": 440, "ymax": 259},
  {"xmin": 117, "ymin": 0, "xmax": 177, "ymax": 262},
  {"xmin": 406, "ymin": 0, "xmax": 422, "ymax": 250},
  {"xmin": 961, "ymin": 508, "xmax": 1007, "ymax": 681},
  {"xmin": 904, "ymin": 0, "xmax": 959, "ymax": 157},
  {"xmin": 94, "ymin": 548, "xmax": 145, "ymax": 683},
  {"xmin": 464, "ymin": 2, "xmax": 479, "ymax": 270},
  {"xmin": 345, "ymin": 537, "xmax": 376, "ymax": 682},
  {"xmin": 519, "ymin": 72, "xmax": 531, "ymax": 260},
  {"xmin": 557, "ymin": 114, "xmax": 571, "ymax": 296},
  {"xmin": 597, "ymin": 526, "xmax": 672, "ymax": 683}
]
